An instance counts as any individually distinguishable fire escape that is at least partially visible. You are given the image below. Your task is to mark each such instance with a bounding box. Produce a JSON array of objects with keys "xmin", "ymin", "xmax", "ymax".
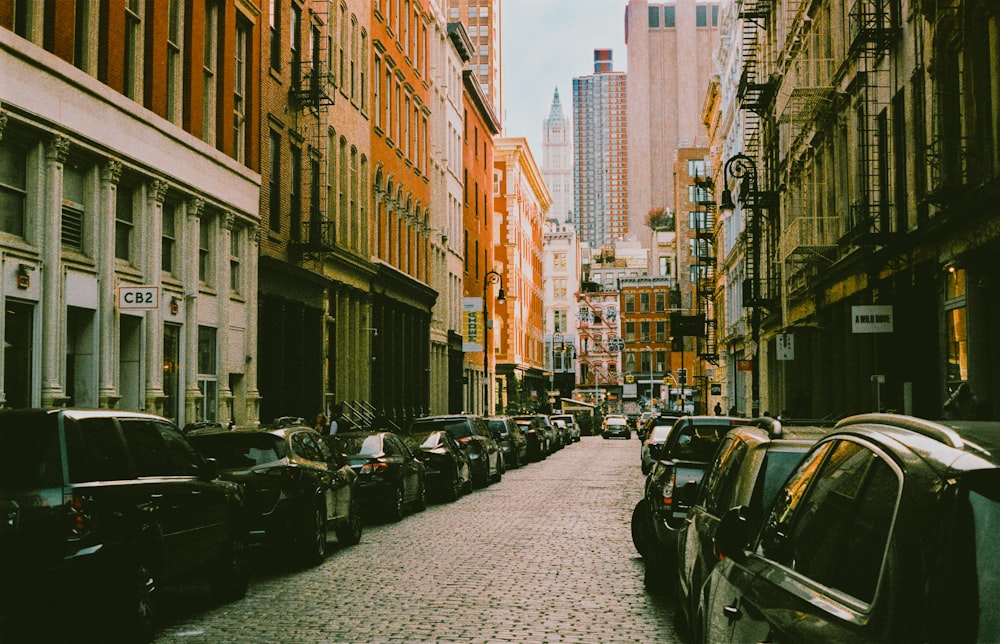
[
  {"xmin": 843, "ymin": 0, "xmax": 897, "ymax": 245},
  {"xmin": 735, "ymin": 0, "xmax": 779, "ymax": 311},
  {"xmin": 576, "ymin": 293, "xmax": 621, "ymax": 392},
  {"xmin": 288, "ymin": 4, "xmax": 336, "ymax": 260},
  {"xmin": 693, "ymin": 174, "xmax": 719, "ymax": 365}
]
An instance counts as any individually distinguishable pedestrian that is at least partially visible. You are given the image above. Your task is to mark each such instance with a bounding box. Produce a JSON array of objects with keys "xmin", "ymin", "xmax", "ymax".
[
  {"xmin": 313, "ymin": 412, "xmax": 328, "ymax": 433},
  {"xmin": 714, "ymin": 402, "xmax": 723, "ymax": 416},
  {"xmin": 943, "ymin": 382, "xmax": 978, "ymax": 420},
  {"xmin": 729, "ymin": 404, "xmax": 738, "ymax": 416},
  {"xmin": 328, "ymin": 403, "xmax": 344, "ymax": 435}
]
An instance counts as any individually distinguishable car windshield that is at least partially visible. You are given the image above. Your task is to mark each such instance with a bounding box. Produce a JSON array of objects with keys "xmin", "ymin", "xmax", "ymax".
[
  {"xmin": 337, "ymin": 434, "xmax": 384, "ymax": 457},
  {"xmin": 649, "ymin": 425, "xmax": 672, "ymax": 442},
  {"xmin": 411, "ymin": 419, "xmax": 473, "ymax": 439},
  {"xmin": 0, "ymin": 413, "xmax": 61, "ymax": 489},
  {"xmin": 402, "ymin": 431, "xmax": 440, "ymax": 450},
  {"xmin": 189, "ymin": 432, "xmax": 287, "ymax": 468},
  {"xmin": 606, "ymin": 418, "xmax": 627, "ymax": 427},
  {"xmin": 671, "ymin": 425, "xmax": 729, "ymax": 462},
  {"xmin": 487, "ymin": 420, "xmax": 508, "ymax": 436}
]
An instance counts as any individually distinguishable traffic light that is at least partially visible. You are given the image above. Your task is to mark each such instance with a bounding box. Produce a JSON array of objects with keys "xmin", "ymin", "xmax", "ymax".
[{"xmin": 677, "ymin": 368, "xmax": 687, "ymax": 385}]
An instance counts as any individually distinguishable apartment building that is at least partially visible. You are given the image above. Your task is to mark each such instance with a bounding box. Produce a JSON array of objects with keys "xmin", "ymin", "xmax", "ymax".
[
  {"xmin": 445, "ymin": 0, "xmax": 501, "ymax": 122},
  {"xmin": 0, "ymin": 2, "xmax": 261, "ymax": 426},
  {"xmin": 541, "ymin": 87, "xmax": 574, "ymax": 225}
]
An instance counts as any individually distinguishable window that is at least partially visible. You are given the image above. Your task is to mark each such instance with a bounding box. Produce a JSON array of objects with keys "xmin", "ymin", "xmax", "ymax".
[
  {"xmin": 624, "ymin": 321, "xmax": 636, "ymax": 343},
  {"xmin": 162, "ymin": 202, "xmax": 176, "ymax": 274},
  {"xmin": 554, "ymin": 310, "xmax": 567, "ymax": 334},
  {"xmin": 62, "ymin": 164, "xmax": 86, "ymax": 252},
  {"xmin": 655, "ymin": 320, "xmax": 666, "ymax": 343},
  {"xmin": 197, "ymin": 326, "xmax": 218, "ymax": 421},
  {"xmin": 114, "ymin": 184, "xmax": 134, "ymax": 261},
  {"xmin": 290, "ymin": 145, "xmax": 302, "ymax": 242},
  {"xmin": 649, "ymin": 6, "xmax": 659, "ymax": 27},
  {"xmin": 166, "ymin": 0, "xmax": 184, "ymax": 124},
  {"xmin": 202, "ymin": 0, "xmax": 219, "ymax": 146},
  {"xmin": 373, "ymin": 55, "xmax": 382, "ymax": 129},
  {"xmin": 230, "ymin": 227, "xmax": 241, "ymax": 294},
  {"xmin": 553, "ymin": 252, "xmax": 567, "ymax": 270},
  {"xmin": 198, "ymin": 213, "xmax": 212, "ymax": 283},
  {"xmin": 73, "ymin": 0, "xmax": 94, "ymax": 73},
  {"xmin": 696, "ymin": 4, "xmax": 707, "ymax": 27},
  {"xmin": 124, "ymin": 0, "xmax": 143, "ymax": 101},
  {"xmin": 663, "ymin": 6, "xmax": 675, "ymax": 27},
  {"xmin": 0, "ymin": 141, "xmax": 27, "ymax": 237},
  {"xmin": 945, "ymin": 268, "xmax": 968, "ymax": 385},
  {"xmin": 655, "ymin": 291, "xmax": 666, "ymax": 312},
  {"xmin": 268, "ymin": 131, "xmax": 281, "ymax": 232},
  {"xmin": 554, "ymin": 279, "xmax": 567, "ymax": 298},
  {"xmin": 269, "ymin": 0, "xmax": 280, "ymax": 71},
  {"xmin": 758, "ymin": 440, "xmax": 898, "ymax": 604},
  {"xmin": 640, "ymin": 321, "xmax": 650, "ymax": 343},
  {"xmin": 289, "ymin": 3, "xmax": 301, "ymax": 90},
  {"xmin": 624, "ymin": 293, "xmax": 635, "ymax": 314},
  {"xmin": 640, "ymin": 292, "xmax": 650, "ymax": 313},
  {"xmin": 233, "ymin": 16, "xmax": 250, "ymax": 162}
]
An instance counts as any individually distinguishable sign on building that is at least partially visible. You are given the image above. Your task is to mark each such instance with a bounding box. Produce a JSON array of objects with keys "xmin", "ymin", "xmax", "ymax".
[
  {"xmin": 776, "ymin": 333, "xmax": 794, "ymax": 360},
  {"xmin": 851, "ymin": 305, "xmax": 894, "ymax": 333},
  {"xmin": 118, "ymin": 285, "xmax": 159, "ymax": 310},
  {"xmin": 462, "ymin": 298, "xmax": 483, "ymax": 352}
]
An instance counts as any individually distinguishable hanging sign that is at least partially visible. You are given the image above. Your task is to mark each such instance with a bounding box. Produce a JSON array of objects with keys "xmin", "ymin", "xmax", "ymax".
[{"xmin": 852, "ymin": 305, "xmax": 893, "ymax": 333}]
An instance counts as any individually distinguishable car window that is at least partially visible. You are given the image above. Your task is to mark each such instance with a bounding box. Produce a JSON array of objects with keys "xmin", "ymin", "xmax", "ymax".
[
  {"xmin": 0, "ymin": 413, "xmax": 64, "ymax": 488},
  {"xmin": 671, "ymin": 425, "xmax": 728, "ymax": 462},
  {"xmin": 295, "ymin": 431, "xmax": 327, "ymax": 462},
  {"xmin": 191, "ymin": 432, "xmax": 285, "ymax": 467},
  {"xmin": 758, "ymin": 439, "xmax": 898, "ymax": 604},
  {"xmin": 754, "ymin": 448, "xmax": 811, "ymax": 518},
  {"xmin": 66, "ymin": 416, "xmax": 131, "ymax": 483},
  {"xmin": 121, "ymin": 418, "xmax": 177, "ymax": 476},
  {"xmin": 649, "ymin": 425, "xmax": 672, "ymax": 442},
  {"xmin": 155, "ymin": 421, "xmax": 204, "ymax": 475},
  {"xmin": 338, "ymin": 434, "xmax": 383, "ymax": 456},
  {"xmin": 698, "ymin": 437, "xmax": 745, "ymax": 514}
]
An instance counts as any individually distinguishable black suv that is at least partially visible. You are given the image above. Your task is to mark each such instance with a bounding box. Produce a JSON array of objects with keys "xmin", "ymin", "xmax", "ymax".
[
  {"xmin": 674, "ymin": 417, "xmax": 832, "ymax": 635},
  {"xmin": 0, "ymin": 408, "xmax": 249, "ymax": 639},
  {"xmin": 701, "ymin": 413, "xmax": 1000, "ymax": 643}
]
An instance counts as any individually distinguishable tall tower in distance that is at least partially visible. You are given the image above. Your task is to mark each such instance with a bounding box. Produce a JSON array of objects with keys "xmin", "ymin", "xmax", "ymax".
[
  {"xmin": 541, "ymin": 87, "xmax": 574, "ymax": 225},
  {"xmin": 573, "ymin": 49, "xmax": 628, "ymax": 250},
  {"xmin": 447, "ymin": 0, "xmax": 502, "ymax": 123},
  {"xmin": 625, "ymin": 0, "xmax": 720, "ymax": 245}
]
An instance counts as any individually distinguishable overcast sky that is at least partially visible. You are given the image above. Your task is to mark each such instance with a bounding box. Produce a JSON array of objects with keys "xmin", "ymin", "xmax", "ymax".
[{"xmin": 500, "ymin": 0, "xmax": 629, "ymax": 156}]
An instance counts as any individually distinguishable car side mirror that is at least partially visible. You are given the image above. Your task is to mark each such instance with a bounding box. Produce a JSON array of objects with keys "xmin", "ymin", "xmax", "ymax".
[
  {"xmin": 715, "ymin": 506, "xmax": 752, "ymax": 564},
  {"xmin": 202, "ymin": 457, "xmax": 220, "ymax": 479}
]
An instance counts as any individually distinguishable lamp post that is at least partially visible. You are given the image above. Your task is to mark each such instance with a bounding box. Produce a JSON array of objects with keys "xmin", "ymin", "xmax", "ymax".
[
  {"xmin": 483, "ymin": 270, "xmax": 505, "ymax": 415},
  {"xmin": 647, "ymin": 347, "xmax": 654, "ymax": 411},
  {"xmin": 549, "ymin": 332, "xmax": 564, "ymax": 398},
  {"xmin": 720, "ymin": 153, "xmax": 761, "ymax": 418}
]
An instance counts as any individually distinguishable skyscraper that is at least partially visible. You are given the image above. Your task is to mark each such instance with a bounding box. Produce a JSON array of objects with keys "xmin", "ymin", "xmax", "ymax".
[
  {"xmin": 541, "ymin": 87, "xmax": 574, "ymax": 225},
  {"xmin": 625, "ymin": 0, "xmax": 720, "ymax": 245},
  {"xmin": 573, "ymin": 49, "xmax": 628, "ymax": 250}
]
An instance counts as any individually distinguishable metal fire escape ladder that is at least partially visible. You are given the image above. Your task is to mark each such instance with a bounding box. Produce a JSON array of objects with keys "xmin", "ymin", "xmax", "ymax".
[
  {"xmin": 289, "ymin": 4, "xmax": 337, "ymax": 259},
  {"xmin": 693, "ymin": 174, "xmax": 719, "ymax": 365},
  {"xmin": 844, "ymin": 0, "xmax": 897, "ymax": 245}
]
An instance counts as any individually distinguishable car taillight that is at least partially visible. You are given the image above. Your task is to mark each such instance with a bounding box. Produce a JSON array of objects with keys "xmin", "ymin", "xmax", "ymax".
[
  {"xmin": 359, "ymin": 461, "xmax": 389, "ymax": 475},
  {"xmin": 66, "ymin": 493, "xmax": 94, "ymax": 538},
  {"xmin": 660, "ymin": 473, "xmax": 676, "ymax": 509}
]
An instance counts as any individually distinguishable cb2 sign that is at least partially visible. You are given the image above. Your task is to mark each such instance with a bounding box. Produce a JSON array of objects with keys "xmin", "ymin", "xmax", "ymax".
[{"xmin": 118, "ymin": 286, "xmax": 160, "ymax": 310}]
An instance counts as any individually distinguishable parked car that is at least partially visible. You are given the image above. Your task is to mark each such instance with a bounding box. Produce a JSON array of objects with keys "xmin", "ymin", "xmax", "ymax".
[
  {"xmin": 512, "ymin": 415, "xmax": 549, "ymax": 461},
  {"xmin": 327, "ymin": 431, "xmax": 426, "ymax": 522},
  {"xmin": 188, "ymin": 425, "xmax": 363, "ymax": 566},
  {"xmin": 486, "ymin": 416, "xmax": 528, "ymax": 468},
  {"xmin": 408, "ymin": 415, "xmax": 502, "ymax": 487},
  {"xmin": 699, "ymin": 413, "xmax": 1000, "ymax": 644},
  {"xmin": 674, "ymin": 417, "xmax": 832, "ymax": 635},
  {"xmin": 602, "ymin": 414, "xmax": 630, "ymax": 439},
  {"xmin": 400, "ymin": 429, "xmax": 472, "ymax": 501},
  {"xmin": 550, "ymin": 413, "xmax": 581, "ymax": 442},
  {"xmin": 638, "ymin": 412, "xmax": 684, "ymax": 442},
  {"xmin": 0, "ymin": 408, "xmax": 249, "ymax": 640},
  {"xmin": 550, "ymin": 416, "xmax": 572, "ymax": 447},
  {"xmin": 632, "ymin": 415, "xmax": 747, "ymax": 576},
  {"xmin": 639, "ymin": 423, "xmax": 673, "ymax": 475}
]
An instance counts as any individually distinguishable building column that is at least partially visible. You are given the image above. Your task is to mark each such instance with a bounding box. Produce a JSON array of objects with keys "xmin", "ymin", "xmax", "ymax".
[
  {"xmin": 97, "ymin": 159, "xmax": 122, "ymax": 408},
  {"xmin": 40, "ymin": 137, "xmax": 70, "ymax": 407},
  {"xmin": 184, "ymin": 198, "xmax": 204, "ymax": 421},
  {"xmin": 216, "ymin": 212, "xmax": 233, "ymax": 424},
  {"xmin": 143, "ymin": 179, "xmax": 168, "ymax": 414},
  {"xmin": 244, "ymin": 228, "xmax": 261, "ymax": 426}
]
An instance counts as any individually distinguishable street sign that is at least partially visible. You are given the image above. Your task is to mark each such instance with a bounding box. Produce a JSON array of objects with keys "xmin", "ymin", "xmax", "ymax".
[{"xmin": 118, "ymin": 286, "xmax": 159, "ymax": 310}]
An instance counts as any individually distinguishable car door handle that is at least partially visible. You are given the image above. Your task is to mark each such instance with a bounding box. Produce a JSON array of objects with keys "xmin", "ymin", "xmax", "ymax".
[{"xmin": 723, "ymin": 601, "xmax": 741, "ymax": 622}]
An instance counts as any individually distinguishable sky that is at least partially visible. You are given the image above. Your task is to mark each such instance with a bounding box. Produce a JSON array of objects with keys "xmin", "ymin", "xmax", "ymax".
[{"xmin": 500, "ymin": 0, "xmax": 629, "ymax": 156}]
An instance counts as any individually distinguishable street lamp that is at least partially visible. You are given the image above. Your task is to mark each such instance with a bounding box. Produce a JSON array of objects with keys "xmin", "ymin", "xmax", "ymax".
[
  {"xmin": 549, "ymin": 332, "xmax": 564, "ymax": 396},
  {"xmin": 720, "ymin": 153, "xmax": 762, "ymax": 418},
  {"xmin": 483, "ymin": 270, "xmax": 505, "ymax": 415}
]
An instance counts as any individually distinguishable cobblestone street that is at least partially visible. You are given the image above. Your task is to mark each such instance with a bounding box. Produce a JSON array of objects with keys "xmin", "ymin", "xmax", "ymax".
[{"xmin": 154, "ymin": 434, "xmax": 681, "ymax": 643}]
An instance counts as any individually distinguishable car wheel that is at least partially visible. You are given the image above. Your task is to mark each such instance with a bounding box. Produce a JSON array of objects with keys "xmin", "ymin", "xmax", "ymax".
[
  {"xmin": 115, "ymin": 546, "xmax": 158, "ymax": 642},
  {"xmin": 210, "ymin": 530, "xmax": 249, "ymax": 602},
  {"xmin": 387, "ymin": 485, "xmax": 405, "ymax": 522},
  {"xmin": 335, "ymin": 497, "xmax": 363, "ymax": 546},
  {"xmin": 674, "ymin": 574, "xmax": 690, "ymax": 636},
  {"xmin": 301, "ymin": 505, "xmax": 326, "ymax": 567},
  {"xmin": 490, "ymin": 459, "xmax": 503, "ymax": 483},
  {"xmin": 445, "ymin": 468, "xmax": 461, "ymax": 501},
  {"xmin": 641, "ymin": 460, "xmax": 651, "ymax": 476},
  {"xmin": 415, "ymin": 478, "xmax": 427, "ymax": 511},
  {"xmin": 631, "ymin": 500, "xmax": 653, "ymax": 558}
]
